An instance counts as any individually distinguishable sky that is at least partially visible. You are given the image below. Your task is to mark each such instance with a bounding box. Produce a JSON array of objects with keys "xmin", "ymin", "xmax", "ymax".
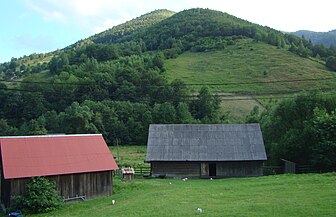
[{"xmin": 1, "ymin": 0, "xmax": 336, "ymax": 63}]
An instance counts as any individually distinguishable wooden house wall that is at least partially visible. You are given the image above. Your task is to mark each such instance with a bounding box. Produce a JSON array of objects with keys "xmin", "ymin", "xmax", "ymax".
[
  {"xmin": 1, "ymin": 178, "xmax": 10, "ymax": 208},
  {"xmin": 151, "ymin": 161, "xmax": 263, "ymax": 178},
  {"xmin": 0, "ymin": 148, "xmax": 10, "ymax": 208},
  {"xmin": 151, "ymin": 162, "xmax": 200, "ymax": 178},
  {"xmin": 215, "ymin": 161, "xmax": 263, "ymax": 177},
  {"xmin": 5, "ymin": 171, "xmax": 113, "ymax": 208}
]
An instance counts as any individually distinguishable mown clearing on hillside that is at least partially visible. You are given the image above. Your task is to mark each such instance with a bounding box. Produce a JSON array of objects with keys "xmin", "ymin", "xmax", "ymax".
[
  {"xmin": 165, "ymin": 39, "xmax": 336, "ymax": 121},
  {"xmin": 32, "ymin": 173, "xmax": 336, "ymax": 217},
  {"xmin": 165, "ymin": 39, "xmax": 336, "ymax": 94}
]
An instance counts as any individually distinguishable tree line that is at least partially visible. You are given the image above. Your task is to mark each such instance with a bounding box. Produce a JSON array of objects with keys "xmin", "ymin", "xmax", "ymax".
[
  {"xmin": 0, "ymin": 49, "xmax": 225, "ymax": 145},
  {"xmin": 0, "ymin": 8, "xmax": 335, "ymax": 167},
  {"xmin": 249, "ymin": 92, "xmax": 336, "ymax": 169}
]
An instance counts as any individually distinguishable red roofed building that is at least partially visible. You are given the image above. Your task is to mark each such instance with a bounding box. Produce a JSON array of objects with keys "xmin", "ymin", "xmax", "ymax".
[{"xmin": 0, "ymin": 134, "xmax": 118, "ymax": 208}]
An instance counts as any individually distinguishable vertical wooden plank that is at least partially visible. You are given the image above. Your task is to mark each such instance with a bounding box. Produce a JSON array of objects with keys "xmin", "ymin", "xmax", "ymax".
[{"xmin": 200, "ymin": 163, "xmax": 209, "ymax": 177}]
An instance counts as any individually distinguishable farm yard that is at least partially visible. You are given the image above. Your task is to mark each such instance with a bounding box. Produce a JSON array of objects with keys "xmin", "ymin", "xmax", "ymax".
[
  {"xmin": 1, "ymin": 5, "xmax": 336, "ymax": 217},
  {"xmin": 27, "ymin": 145, "xmax": 336, "ymax": 217},
  {"xmin": 31, "ymin": 173, "xmax": 336, "ymax": 217}
]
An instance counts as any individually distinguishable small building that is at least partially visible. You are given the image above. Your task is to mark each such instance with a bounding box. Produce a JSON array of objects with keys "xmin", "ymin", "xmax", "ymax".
[
  {"xmin": 0, "ymin": 134, "xmax": 118, "ymax": 208},
  {"xmin": 122, "ymin": 167, "xmax": 135, "ymax": 181},
  {"xmin": 146, "ymin": 124, "xmax": 267, "ymax": 178}
]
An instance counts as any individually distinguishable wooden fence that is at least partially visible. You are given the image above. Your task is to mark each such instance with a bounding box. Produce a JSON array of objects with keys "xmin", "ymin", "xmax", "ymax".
[
  {"xmin": 134, "ymin": 167, "xmax": 150, "ymax": 175},
  {"xmin": 115, "ymin": 167, "xmax": 150, "ymax": 176},
  {"xmin": 263, "ymin": 164, "xmax": 336, "ymax": 175},
  {"xmin": 115, "ymin": 165, "xmax": 334, "ymax": 177}
]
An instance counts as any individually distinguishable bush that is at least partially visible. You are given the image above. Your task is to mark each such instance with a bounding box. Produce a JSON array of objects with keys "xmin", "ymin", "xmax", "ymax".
[
  {"xmin": 12, "ymin": 177, "xmax": 63, "ymax": 214},
  {"xmin": 326, "ymin": 56, "xmax": 336, "ymax": 71}
]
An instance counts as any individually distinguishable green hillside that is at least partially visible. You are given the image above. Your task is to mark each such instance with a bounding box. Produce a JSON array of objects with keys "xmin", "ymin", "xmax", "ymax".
[
  {"xmin": 165, "ymin": 39, "xmax": 335, "ymax": 93},
  {"xmin": 1, "ymin": 8, "xmax": 336, "ymax": 142},
  {"xmin": 164, "ymin": 38, "xmax": 336, "ymax": 121},
  {"xmin": 291, "ymin": 29, "xmax": 336, "ymax": 47},
  {"xmin": 90, "ymin": 9, "xmax": 175, "ymax": 44}
]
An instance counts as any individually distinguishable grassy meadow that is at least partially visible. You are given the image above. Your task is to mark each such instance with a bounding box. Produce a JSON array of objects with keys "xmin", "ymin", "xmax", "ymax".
[
  {"xmin": 32, "ymin": 173, "xmax": 336, "ymax": 217},
  {"xmin": 17, "ymin": 146, "xmax": 336, "ymax": 216},
  {"xmin": 109, "ymin": 145, "xmax": 148, "ymax": 168},
  {"xmin": 165, "ymin": 39, "xmax": 336, "ymax": 94},
  {"xmin": 164, "ymin": 39, "xmax": 336, "ymax": 121}
]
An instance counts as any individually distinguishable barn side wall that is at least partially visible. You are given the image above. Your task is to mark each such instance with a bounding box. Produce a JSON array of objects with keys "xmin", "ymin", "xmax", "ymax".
[
  {"xmin": 151, "ymin": 162, "xmax": 200, "ymax": 178},
  {"xmin": 1, "ymin": 175, "xmax": 10, "ymax": 208},
  {"xmin": 216, "ymin": 161, "xmax": 263, "ymax": 178},
  {"xmin": 7, "ymin": 170, "xmax": 113, "ymax": 208},
  {"xmin": 0, "ymin": 146, "xmax": 10, "ymax": 208},
  {"xmin": 150, "ymin": 161, "xmax": 264, "ymax": 178}
]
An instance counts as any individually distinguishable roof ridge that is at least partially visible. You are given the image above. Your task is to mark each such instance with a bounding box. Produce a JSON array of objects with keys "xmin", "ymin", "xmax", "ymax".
[{"xmin": 0, "ymin": 134, "xmax": 102, "ymax": 139}]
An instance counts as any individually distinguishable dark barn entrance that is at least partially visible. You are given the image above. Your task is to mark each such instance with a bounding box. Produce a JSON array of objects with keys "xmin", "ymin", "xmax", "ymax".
[{"xmin": 209, "ymin": 163, "xmax": 216, "ymax": 177}]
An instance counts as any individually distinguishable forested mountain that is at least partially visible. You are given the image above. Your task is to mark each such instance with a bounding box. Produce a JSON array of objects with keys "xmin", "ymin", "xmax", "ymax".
[
  {"xmin": 90, "ymin": 9, "xmax": 175, "ymax": 44},
  {"xmin": 0, "ymin": 7, "xmax": 336, "ymax": 164},
  {"xmin": 291, "ymin": 29, "xmax": 336, "ymax": 48}
]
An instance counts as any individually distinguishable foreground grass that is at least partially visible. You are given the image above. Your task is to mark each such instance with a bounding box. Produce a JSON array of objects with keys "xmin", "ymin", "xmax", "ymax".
[{"xmin": 32, "ymin": 173, "xmax": 336, "ymax": 217}]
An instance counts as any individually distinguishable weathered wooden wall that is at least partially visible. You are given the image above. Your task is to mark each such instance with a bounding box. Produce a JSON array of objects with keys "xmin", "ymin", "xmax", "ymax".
[
  {"xmin": 151, "ymin": 161, "xmax": 264, "ymax": 178},
  {"xmin": 1, "ymin": 178, "xmax": 10, "ymax": 208},
  {"xmin": 0, "ymin": 150, "xmax": 11, "ymax": 208},
  {"xmin": 5, "ymin": 170, "xmax": 113, "ymax": 208},
  {"xmin": 215, "ymin": 161, "xmax": 263, "ymax": 177},
  {"xmin": 151, "ymin": 162, "xmax": 200, "ymax": 178}
]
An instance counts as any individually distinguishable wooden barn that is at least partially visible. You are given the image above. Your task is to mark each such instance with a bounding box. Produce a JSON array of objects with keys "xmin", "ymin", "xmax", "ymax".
[
  {"xmin": 146, "ymin": 124, "xmax": 267, "ymax": 178},
  {"xmin": 0, "ymin": 134, "xmax": 118, "ymax": 208}
]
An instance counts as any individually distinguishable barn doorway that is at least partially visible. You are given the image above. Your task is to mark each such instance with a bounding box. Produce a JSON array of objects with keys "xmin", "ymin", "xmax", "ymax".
[{"xmin": 209, "ymin": 163, "xmax": 216, "ymax": 177}]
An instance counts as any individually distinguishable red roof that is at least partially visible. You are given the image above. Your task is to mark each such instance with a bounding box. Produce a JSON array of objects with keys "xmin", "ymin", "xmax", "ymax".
[{"xmin": 0, "ymin": 134, "xmax": 119, "ymax": 179}]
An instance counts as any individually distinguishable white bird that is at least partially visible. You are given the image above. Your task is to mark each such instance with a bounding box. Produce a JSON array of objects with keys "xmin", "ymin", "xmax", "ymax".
[
  {"xmin": 196, "ymin": 208, "xmax": 203, "ymax": 214},
  {"xmin": 111, "ymin": 199, "xmax": 116, "ymax": 205}
]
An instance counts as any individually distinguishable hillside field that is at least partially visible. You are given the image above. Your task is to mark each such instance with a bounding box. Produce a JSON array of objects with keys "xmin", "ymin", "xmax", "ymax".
[
  {"xmin": 164, "ymin": 39, "xmax": 336, "ymax": 121},
  {"xmin": 164, "ymin": 39, "xmax": 336, "ymax": 93},
  {"xmin": 32, "ymin": 173, "xmax": 336, "ymax": 217}
]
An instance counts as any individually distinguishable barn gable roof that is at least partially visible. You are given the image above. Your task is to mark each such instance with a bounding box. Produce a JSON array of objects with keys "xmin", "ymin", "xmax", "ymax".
[
  {"xmin": 146, "ymin": 124, "xmax": 267, "ymax": 162},
  {"xmin": 0, "ymin": 134, "xmax": 118, "ymax": 179}
]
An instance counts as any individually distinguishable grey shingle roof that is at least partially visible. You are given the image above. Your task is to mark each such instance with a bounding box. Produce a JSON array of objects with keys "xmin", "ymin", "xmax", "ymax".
[{"xmin": 146, "ymin": 124, "xmax": 267, "ymax": 162}]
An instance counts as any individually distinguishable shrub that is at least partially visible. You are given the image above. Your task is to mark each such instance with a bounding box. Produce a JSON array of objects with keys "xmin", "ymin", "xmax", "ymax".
[
  {"xmin": 12, "ymin": 177, "xmax": 63, "ymax": 214},
  {"xmin": 326, "ymin": 56, "xmax": 336, "ymax": 71}
]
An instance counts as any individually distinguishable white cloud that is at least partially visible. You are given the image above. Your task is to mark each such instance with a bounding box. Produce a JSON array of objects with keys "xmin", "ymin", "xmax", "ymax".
[
  {"xmin": 94, "ymin": 18, "xmax": 124, "ymax": 33},
  {"xmin": 190, "ymin": 0, "xmax": 336, "ymax": 32},
  {"xmin": 23, "ymin": 0, "xmax": 67, "ymax": 24},
  {"xmin": 22, "ymin": 0, "xmax": 336, "ymax": 34}
]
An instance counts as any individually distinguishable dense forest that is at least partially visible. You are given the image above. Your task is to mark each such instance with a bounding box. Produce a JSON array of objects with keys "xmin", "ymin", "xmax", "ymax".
[
  {"xmin": 0, "ymin": 8, "xmax": 335, "ymax": 166},
  {"xmin": 291, "ymin": 29, "xmax": 336, "ymax": 48}
]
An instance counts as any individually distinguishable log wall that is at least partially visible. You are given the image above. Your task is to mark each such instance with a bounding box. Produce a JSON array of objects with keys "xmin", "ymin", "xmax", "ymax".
[
  {"xmin": 151, "ymin": 161, "xmax": 264, "ymax": 178},
  {"xmin": 3, "ymin": 170, "xmax": 113, "ymax": 208}
]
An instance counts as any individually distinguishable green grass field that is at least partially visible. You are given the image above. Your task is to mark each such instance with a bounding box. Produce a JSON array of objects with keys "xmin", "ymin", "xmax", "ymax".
[
  {"xmin": 165, "ymin": 39, "xmax": 336, "ymax": 94},
  {"xmin": 32, "ymin": 173, "xmax": 336, "ymax": 217},
  {"xmin": 164, "ymin": 39, "xmax": 336, "ymax": 121},
  {"xmin": 109, "ymin": 145, "xmax": 148, "ymax": 168}
]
